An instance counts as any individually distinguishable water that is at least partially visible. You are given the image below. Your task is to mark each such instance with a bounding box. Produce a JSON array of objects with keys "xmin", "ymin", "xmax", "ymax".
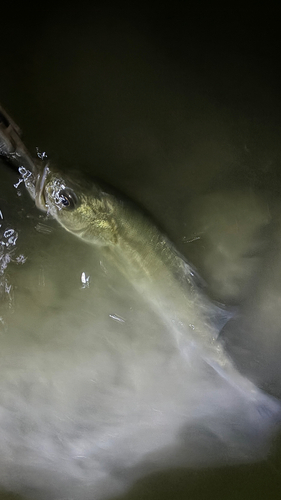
[{"xmin": 1, "ymin": 5, "xmax": 281, "ymax": 500}]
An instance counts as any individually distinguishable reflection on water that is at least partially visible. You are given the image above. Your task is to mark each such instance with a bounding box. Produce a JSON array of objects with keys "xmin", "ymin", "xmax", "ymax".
[{"xmin": 1, "ymin": 7, "xmax": 281, "ymax": 500}]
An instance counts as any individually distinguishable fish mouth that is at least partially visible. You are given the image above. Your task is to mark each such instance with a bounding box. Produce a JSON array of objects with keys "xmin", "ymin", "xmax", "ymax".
[{"xmin": 34, "ymin": 165, "xmax": 49, "ymax": 211}]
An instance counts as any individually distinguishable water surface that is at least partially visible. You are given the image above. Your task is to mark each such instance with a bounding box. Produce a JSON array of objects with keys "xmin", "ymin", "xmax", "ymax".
[{"xmin": 1, "ymin": 6, "xmax": 281, "ymax": 499}]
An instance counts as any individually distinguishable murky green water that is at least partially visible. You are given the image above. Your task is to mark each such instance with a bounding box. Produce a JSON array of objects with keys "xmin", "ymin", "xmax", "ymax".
[{"xmin": 1, "ymin": 6, "xmax": 281, "ymax": 499}]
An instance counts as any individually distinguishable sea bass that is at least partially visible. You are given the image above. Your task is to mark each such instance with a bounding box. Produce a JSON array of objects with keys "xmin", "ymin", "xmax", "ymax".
[{"xmin": 1, "ymin": 103, "xmax": 280, "ymax": 414}]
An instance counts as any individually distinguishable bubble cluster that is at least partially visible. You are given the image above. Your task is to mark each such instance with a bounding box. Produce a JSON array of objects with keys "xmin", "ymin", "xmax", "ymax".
[{"xmin": 0, "ymin": 209, "xmax": 26, "ymax": 327}]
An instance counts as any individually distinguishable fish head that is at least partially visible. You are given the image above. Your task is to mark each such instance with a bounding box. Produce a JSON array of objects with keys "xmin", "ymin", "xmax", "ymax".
[
  {"xmin": 0, "ymin": 105, "xmax": 119, "ymax": 246},
  {"xmin": 22, "ymin": 164, "xmax": 118, "ymax": 246}
]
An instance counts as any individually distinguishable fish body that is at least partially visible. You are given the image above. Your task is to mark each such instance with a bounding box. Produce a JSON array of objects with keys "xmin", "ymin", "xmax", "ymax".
[{"xmin": 33, "ymin": 166, "xmax": 228, "ymax": 337}]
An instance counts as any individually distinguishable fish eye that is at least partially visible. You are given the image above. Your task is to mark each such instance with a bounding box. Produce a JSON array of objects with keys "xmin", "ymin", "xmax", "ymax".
[{"xmin": 58, "ymin": 188, "xmax": 79, "ymax": 210}]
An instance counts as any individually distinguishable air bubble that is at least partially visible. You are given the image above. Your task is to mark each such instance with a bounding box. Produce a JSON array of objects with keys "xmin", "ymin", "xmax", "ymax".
[
  {"xmin": 3, "ymin": 229, "xmax": 18, "ymax": 246},
  {"xmin": 109, "ymin": 314, "xmax": 126, "ymax": 323},
  {"xmin": 36, "ymin": 147, "xmax": 48, "ymax": 160},
  {"xmin": 0, "ymin": 211, "xmax": 26, "ymax": 316},
  {"xmin": 81, "ymin": 272, "xmax": 90, "ymax": 289}
]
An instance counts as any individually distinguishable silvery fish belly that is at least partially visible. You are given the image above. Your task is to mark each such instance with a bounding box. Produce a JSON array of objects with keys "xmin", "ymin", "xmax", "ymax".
[{"xmin": 0, "ymin": 108, "xmax": 281, "ymax": 500}]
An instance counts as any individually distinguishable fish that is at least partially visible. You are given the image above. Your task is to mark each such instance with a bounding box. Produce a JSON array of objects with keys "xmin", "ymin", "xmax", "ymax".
[
  {"xmin": 1, "ymin": 103, "xmax": 280, "ymax": 429},
  {"xmin": 1, "ymin": 107, "xmax": 228, "ymax": 365}
]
